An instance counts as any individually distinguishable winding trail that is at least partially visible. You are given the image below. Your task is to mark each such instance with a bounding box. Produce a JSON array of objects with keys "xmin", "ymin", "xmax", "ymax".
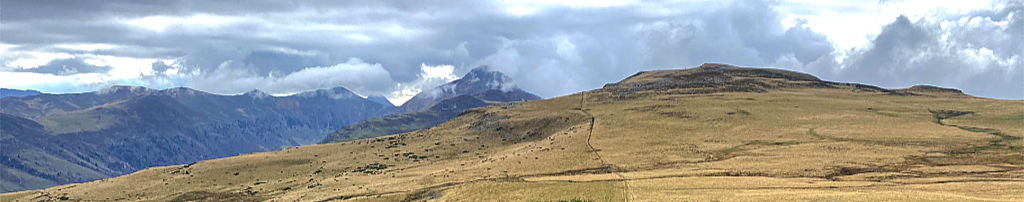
[{"xmin": 579, "ymin": 92, "xmax": 633, "ymax": 202}]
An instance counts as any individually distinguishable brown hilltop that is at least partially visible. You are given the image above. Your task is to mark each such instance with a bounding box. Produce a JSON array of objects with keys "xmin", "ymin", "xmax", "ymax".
[
  {"xmin": 897, "ymin": 85, "xmax": 967, "ymax": 95},
  {"xmin": 604, "ymin": 63, "xmax": 969, "ymax": 97},
  {"xmin": 615, "ymin": 63, "xmax": 821, "ymax": 84},
  {"xmin": 603, "ymin": 63, "xmax": 825, "ymax": 94}
]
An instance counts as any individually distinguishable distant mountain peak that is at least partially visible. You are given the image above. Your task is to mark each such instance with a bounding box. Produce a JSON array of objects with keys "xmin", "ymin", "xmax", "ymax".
[
  {"xmin": 423, "ymin": 66, "xmax": 516, "ymax": 99},
  {"xmin": 322, "ymin": 66, "xmax": 542, "ymax": 144},
  {"xmin": 243, "ymin": 89, "xmax": 270, "ymax": 98},
  {"xmin": 399, "ymin": 66, "xmax": 536, "ymax": 112},
  {"xmin": 465, "ymin": 65, "xmax": 498, "ymax": 76},
  {"xmin": 158, "ymin": 87, "xmax": 206, "ymax": 97},
  {"xmin": 297, "ymin": 86, "xmax": 357, "ymax": 100},
  {"xmin": 96, "ymin": 85, "xmax": 154, "ymax": 95},
  {"xmin": 460, "ymin": 66, "xmax": 514, "ymax": 91}
]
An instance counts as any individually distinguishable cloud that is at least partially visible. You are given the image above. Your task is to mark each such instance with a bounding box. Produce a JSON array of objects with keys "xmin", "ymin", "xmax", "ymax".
[
  {"xmin": 389, "ymin": 64, "xmax": 460, "ymax": 104},
  {"xmin": 14, "ymin": 58, "xmax": 112, "ymax": 75},
  {"xmin": 189, "ymin": 59, "xmax": 458, "ymax": 104},
  {"xmin": 188, "ymin": 58, "xmax": 394, "ymax": 96},
  {"xmin": 0, "ymin": 70, "xmax": 191, "ymax": 94},
  {"xmin": 632, "ymin": 1, "xmax": 836, "ymax": 69},
  {"xmin": 0, "ymin": 0, "xmax": 1020, "ymax": 100},
  {"xmin": 459, "ymin": 0, "xmax": 837, "ymax": 97},
  {"xmin": 819, "ymin": 3, "xmax": 1023, "ymax": 98}
]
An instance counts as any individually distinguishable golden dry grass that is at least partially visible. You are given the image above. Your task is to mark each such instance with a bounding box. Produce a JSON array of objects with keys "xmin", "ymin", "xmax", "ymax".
[{"xmin": 4, "ymin": 65, "xmax": 1022, "ymax": 201}]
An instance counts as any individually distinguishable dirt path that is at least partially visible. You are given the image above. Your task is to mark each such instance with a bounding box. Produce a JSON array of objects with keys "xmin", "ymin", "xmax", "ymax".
[
  {"xmin": 579, "ymin": 92, "xmax": 633, "ymax": 202},
  {"xmin": 316, "ymin": 92, "xmax": 637, "ymax": 201}
]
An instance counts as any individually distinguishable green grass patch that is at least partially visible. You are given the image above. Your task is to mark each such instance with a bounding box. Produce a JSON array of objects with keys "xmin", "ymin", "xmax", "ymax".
[{"xmin": 808, "ymin": 129, "xmax": 822, "ymax": 139}]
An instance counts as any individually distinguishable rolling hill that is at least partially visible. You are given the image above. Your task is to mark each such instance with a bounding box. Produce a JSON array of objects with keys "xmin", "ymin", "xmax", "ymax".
[{"xmin": 3, "ymin": 63, "xmax": 1022, "ymax": 201}]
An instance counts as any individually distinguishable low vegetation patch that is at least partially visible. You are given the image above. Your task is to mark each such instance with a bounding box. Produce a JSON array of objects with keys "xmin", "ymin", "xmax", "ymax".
[
  {"xmin": 352, "ymin": 162, "xmax": 388, "ymax": 174},
  {"xmin": 928, "ymin": 109, "xmax": 974, "ymax": 124}
]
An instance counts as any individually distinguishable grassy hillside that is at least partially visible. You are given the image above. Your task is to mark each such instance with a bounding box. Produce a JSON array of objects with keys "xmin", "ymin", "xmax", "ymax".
[
  {"xmin": 321, "ymin": 90, "xmax": 541, "ymax": 144},
  {"xmin": 4, "ymin": 64, "xmax": 1022, "ymax": 201}
]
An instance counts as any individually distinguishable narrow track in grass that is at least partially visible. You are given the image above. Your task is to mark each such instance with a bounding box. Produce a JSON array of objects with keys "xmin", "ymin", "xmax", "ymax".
[{"xmin": 579, "ymin": 92, "xmax": 632, "ymax": 202}]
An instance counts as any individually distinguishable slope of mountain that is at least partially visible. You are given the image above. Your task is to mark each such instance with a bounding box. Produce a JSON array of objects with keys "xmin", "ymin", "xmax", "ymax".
[
  {"xmin": 0, "ymin": 89, "xmax": 41, "ymax": 98},
  {"xmin": 4, "ymin": 63, "xmax": 1023, "ymax": 201},
  {"xmin": 321, "ymin": 67, "xmax": 541, "ymax": 143},
  {"xmin": 0, "ymin": 86, "xmax": 393, "ymax": 193},
  {"xmin": 365, "ymin": 95, "xmax": 395, "ymax": 108}
]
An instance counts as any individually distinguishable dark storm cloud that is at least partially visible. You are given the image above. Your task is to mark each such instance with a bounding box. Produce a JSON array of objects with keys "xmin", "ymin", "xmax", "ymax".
[
  {"xmin": 15, "ymin": 58, "xmax": 112, "ymax": 75},
  {"xmin": 242, "ymin": 50, "xmax": 332, "ymax": 76},
  {"xmin": 445, "ymin": 0, "xmax": 838, "ymax": 96},
  {"xmin": 1, "ymin": 0, "xmax": 1020, "ymax": 100},
  {"xmin": 633, "ymin": 1, "xmax": 835, "ymax": 68},
  {"xmin": 150, "ymin": 61, "xmax": 173, "ymax": 72}
]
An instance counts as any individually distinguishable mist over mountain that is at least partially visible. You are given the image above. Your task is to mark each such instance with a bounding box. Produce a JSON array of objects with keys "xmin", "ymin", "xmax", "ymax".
[
  {"xmin": 399, "ymin": 66, "xmax": 532, "ymax": 113},
  {"xmin": 322, "ymin": 66, "xmax": 540, "ymax": 143},
  {"xmin": 0, "ymin": 86, "xmax": 393, "ymax": 192}
]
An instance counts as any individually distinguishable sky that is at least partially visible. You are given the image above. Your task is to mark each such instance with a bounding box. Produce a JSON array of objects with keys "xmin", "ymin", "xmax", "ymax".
[{"xmin": 1, "ymin": 0, "xmax": 1021, "ymax": 103}]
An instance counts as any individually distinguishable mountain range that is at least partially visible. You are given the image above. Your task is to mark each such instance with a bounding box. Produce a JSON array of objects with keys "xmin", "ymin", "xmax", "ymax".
[
  {"xmin": 5, "ymin": 63, "xmax": 1018, "ymax": 201},
  {"xmin": 0, "ymin": 66, "xmax": 540, "ymax": 193},
  {"xmin": 0, "ymin": 86, "xmax": 391, "ymax": 192}
]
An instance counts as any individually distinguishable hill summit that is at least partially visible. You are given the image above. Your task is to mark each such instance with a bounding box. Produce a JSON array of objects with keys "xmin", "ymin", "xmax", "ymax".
[{"xmin": 604, "ymin": 63, "xmax": 966, "ymax": 97}]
